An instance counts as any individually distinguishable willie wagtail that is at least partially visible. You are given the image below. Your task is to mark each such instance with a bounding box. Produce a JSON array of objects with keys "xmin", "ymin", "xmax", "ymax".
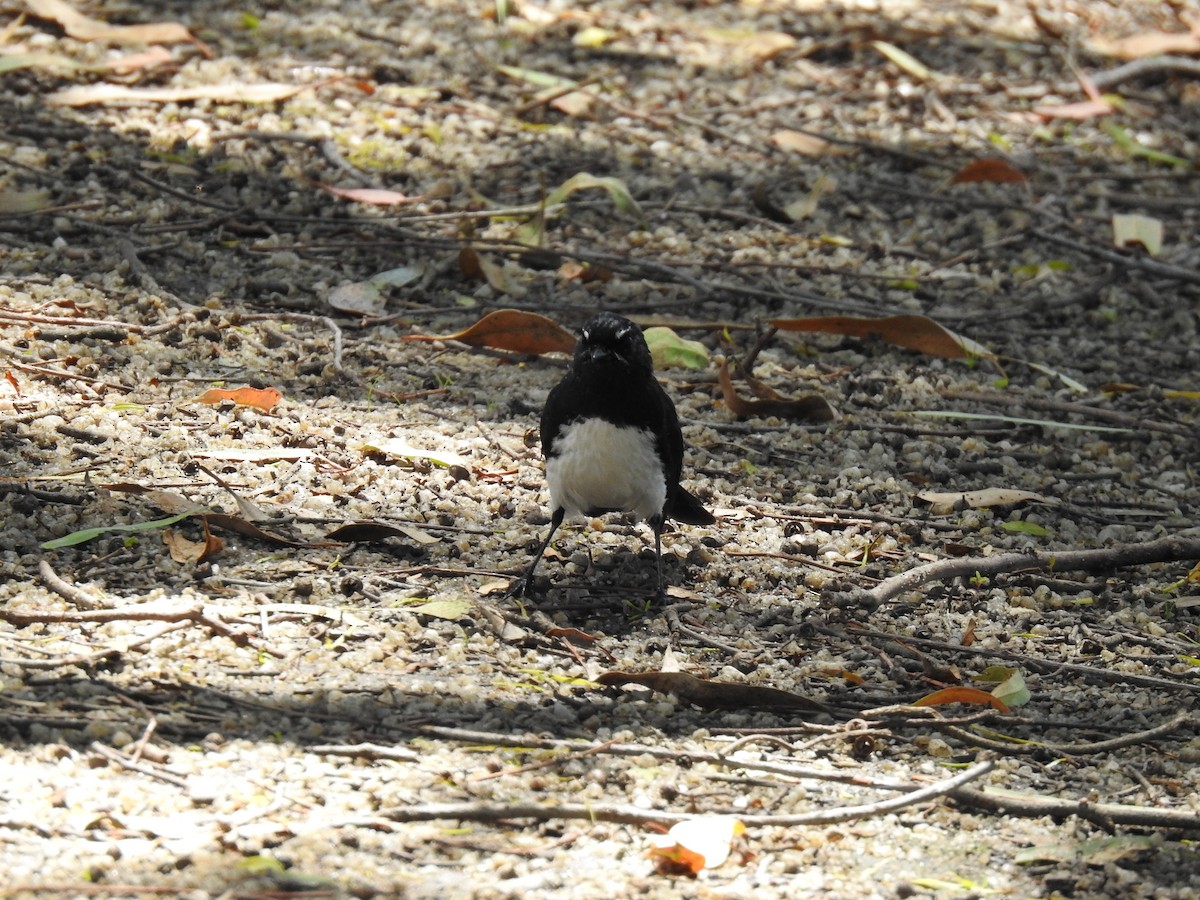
[{"xmin": 511, "ymin": 311, "xmax": 714, "ymax": 600}]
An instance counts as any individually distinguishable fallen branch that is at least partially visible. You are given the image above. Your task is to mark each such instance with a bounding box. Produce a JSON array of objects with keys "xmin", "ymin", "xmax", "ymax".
[
  {"xmin": 859, "ymin": 536, "xmax": 1200, "ymax": 606},
  {"xmin": 378, "ymin": 759, "xmax": 993, "ymax": 827},
  {"xmin": 866, "ymin": 707, "xmax": 1193, "ymax": 757},
  {"xmin": 949, "ymin": 786, "xmax": 1200, "ymax": 833},
  {"xmin": 0, "ymin": 600, "xmax": 264, "ymax": 650},
  {"xmin": 826, "ymin": 625, "xmax": 1200, "ymax": 696},
  {"xmin": 38, "ymin": 559, "xmax": 104, "ymax": 610}
]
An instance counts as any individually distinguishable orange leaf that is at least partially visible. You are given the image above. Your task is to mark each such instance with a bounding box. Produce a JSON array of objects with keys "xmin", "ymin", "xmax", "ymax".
[
  {"xmin": 950, "ymin": 158, "xmax": 1028, "ymax": 185},
  {"xmin": 913, "ymin": 686, "xmax": 1011, "ymax": 713},
  {"xmin": 771, "ymin": 314, "xmax": 994, "ymax": 361},
  {"xmin": 649, "ymin": 817, "xmax": 745, "ymax": 874},
  {"xmin": 403, "ymin": 309, "xmax": 576, "ymax": 356},
  {"xmin": 4, "ymin": 370, "xmax": 20, "ymax": 396},
  {"xmin": 195, "ymin": 386, "xmax": 283, "ymax": 413}
]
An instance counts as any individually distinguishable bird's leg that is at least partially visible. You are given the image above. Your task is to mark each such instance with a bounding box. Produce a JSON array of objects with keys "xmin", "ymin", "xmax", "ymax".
[
  {"xmin": 650, "ymin": 512, "xmax": 666, "ymax": 603},
  {"xmin": 508, "ymin": 506, "xmax": 564, "ymax": 598}
]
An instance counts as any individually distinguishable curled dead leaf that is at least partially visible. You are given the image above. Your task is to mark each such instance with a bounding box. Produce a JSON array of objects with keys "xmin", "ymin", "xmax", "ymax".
[
  {"xmin": 596, "ymin": 670, "xmax": 830, "ymax": 715},
  {"xmin": 917, "ymin": 488, "xmax": 1047, "ymax": 516},
  {"xmin": 950, "ymin": 158, "xmax": 1028, "ymax": 186},
  {"xmin": 716, "ymin": 359, "xmax": 836, "ymax": 422},
  {"xmin": 771, "ymin": 314, "xmax": 995, "ymax": 361},
  {"xmin": 403, "ymin": 309, "xmax": 576, "ymax": 356},
  {"xmin": 25, "ymin": 0, "xmax": 196, "ymax": 45}
]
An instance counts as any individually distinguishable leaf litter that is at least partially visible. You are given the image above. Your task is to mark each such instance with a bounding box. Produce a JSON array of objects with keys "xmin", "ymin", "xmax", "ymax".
[{"xmin": 3, "ymin": 0, "xmax": 1200, "ymax": 896}]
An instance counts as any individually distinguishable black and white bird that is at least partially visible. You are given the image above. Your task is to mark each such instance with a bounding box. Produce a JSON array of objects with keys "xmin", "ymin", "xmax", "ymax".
[{"xmin": 511, "ymin": 311, "xmax": 714, "ymax": 600}]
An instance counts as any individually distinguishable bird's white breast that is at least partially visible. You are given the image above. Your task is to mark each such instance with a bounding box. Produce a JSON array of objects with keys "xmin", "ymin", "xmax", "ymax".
[{"xmin": 546, "ymin": 418, "xmax": 666, "ymax": 522}]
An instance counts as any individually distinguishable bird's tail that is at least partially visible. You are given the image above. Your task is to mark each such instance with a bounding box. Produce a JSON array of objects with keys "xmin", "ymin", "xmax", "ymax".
[{"xmin": 666, "ymin": 487, "xmax": 715, "ymax": 526}]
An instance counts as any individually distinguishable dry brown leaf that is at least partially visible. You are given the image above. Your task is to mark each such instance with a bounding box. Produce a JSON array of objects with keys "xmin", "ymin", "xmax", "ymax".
[
  {"xmin": 195, "ymin": 386, "xmax": 283, "ymax": 413},
  {"xmin": 46, "ymin": 81, "xmax": 322, "ymax": 107},
  {"xmin": 703, "ymin": 28, "xmax": 796, "ymax": 62},
  {"xmin": 102, "ymin": 485, "xmax": 195, "ymax": 514},
  {"xmin": 917, "ymin": 488, "xmax": 1046, "ymax": 516},
  {"xmin": 950, "ymin": 158, "xmax": 1028, "ymax": 185},
  {"xmin": 716, "ymin": 358, "xmax": 836, "ymax": 422},
  {"xmin": 1032, "ymin": 98, "xmax": 1115, "ymax": 120},
  {"xmin": 769, "ymin": 129, "xmax": 848, "ymax": 156},
  {"xmin": 1112, "ymin": 213, "xmax": 1163, "ymax": 256},
  {"xmin": 1099, "ymin": 30, "xmax": 1200, "ymax": 60},
  {"xmin": 326, "ymin": 521, "xmax": 438, "ymax": 546},
  {"xmin": 24, "ymin": 0, "xmax": 195, "ymax": 44},
  {"xmin": 771, "ymin": 314, "xmax": 995, "ymax": 361},
  {"xmin": 106, "ymin": 46, "xmax": 174, "ymax": 73},
  {"xmin": 163, "ymin": 523, "xmax": 223, "ymax": 564},
  {"xmin": 314, "ymin": 182, "xmax": 424, "ymax": 206},
  {"xmin": 403, "ymin": 309, "xmax": 576, "ymax": 356},
  {"xmin": 595, "ymin": 670, "xmax": 830, "ymax": 714}
]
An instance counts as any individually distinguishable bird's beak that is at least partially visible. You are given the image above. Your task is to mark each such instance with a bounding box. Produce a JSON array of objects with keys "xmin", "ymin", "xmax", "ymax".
[{"xmin": 580, "ymin": 345, "xmax": 617, "ymax": 366}]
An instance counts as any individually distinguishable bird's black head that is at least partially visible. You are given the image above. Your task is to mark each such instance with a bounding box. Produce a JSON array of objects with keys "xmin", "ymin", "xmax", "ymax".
[{"xmin": 573, "ymin": 312, "xmax": 653, "ymax": 376}]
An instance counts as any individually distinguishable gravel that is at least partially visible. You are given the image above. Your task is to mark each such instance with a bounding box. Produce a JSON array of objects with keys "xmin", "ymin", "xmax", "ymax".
[{"xmin": 2, "ymin": 0, "xmax": 1199, "ymax": 897}]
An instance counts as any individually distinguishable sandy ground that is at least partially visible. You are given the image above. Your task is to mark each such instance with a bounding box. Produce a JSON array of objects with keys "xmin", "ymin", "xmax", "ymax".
[{"xmin": 2, "ymin": 0, "xmax": 1200, "ymax": 897}]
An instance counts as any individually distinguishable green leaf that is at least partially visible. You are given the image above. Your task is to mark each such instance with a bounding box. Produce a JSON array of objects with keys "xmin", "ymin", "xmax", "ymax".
[
  {"xmin": 361, "ymin": 438, "xmax": 469, "ymax": 468},
  {"xmin": 870, "ymin": 41, "xmax": 935, "ymax": 81},
  {"xmin": 1102, "ymin": 122, "xmax": 1190, "ymax": 168},
  {"xmin": 974, "ymin": 665, "xmax": 1018, "ymax": 684},
  {"xmin": 495, "ymin": 65, "xmax": 576, "ymax": 89},
  {"xmin": 42, "ymin": 511, "xmax": 200, "ymax": 548},
  {"xmin": 573, "ymin": 26, "xmax": 613, "ymax": 48},
  {"xmin": 643, "ymin": 326, "xmax": 710, "ymax": 370},
  {"xmin": 991, "ymin": 669, "xmax": 1030, "ymax": 708},
  {"xmin": 238, "ymin": 856, "xmax": 285, "ymax": 874},
  {"xmin": 543, "ymin": 172, "xmax": 643, "ymax": 219},
  {"xmin": 1001, "ymin": 520, "xmax": 1051, "ymax": 537}
]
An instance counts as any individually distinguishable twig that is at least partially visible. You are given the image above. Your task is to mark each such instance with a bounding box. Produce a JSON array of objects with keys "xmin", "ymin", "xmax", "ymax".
[
  {"xmin": 38, "ymin": 559, "xmax": 104, "ymax": 610},
  {"xmin": 1087, "ymin": 56, "xmax": 1200, "ymax": 91},
  {"xmin": 421, "ymin": 725, "xmax": 951, "ymax": 791},
  {"xmin": 949, "ymin": 785, "xmax": 1200, "ymax": 832},
  {"xmin": 0, "ymin": 621, "xmax": 191, "ymax": 671},
  {"xmin": 1, "ymin": 886, "xmax": 184, "ymax": 896},
  {"xmin": 1031, "ymin": 227, "xmax": 1200, "ymax": 287},
  {"xmin": 310, "ymin": 742, "xmax": 419, "ymax": 762},
  {"xmin": 469, "ymin": 738, "xmax": 622, "ymax": 783},
  {"xmin": 860, "ymin": 536, "xmax": 1200, "ymax": 606},
  {"xmin": 664, "ymin": 604, "xmax": 743, "ymax": 654},
  {"xmin": 0, "ymin": 601, "xmax": 264, "ymax": 650},
  {"xmin": 945, "ymin": 389, "xmax": 1193, "ymax": 438},
  {"xmin": 826, "ymin": 625, "xmax": 1200, "ymax": 696},
  {"xmin": 379, "ymin": 759, "xmax": 994, "ymax": 827},
  {"xmin": 89, "ymin": 741, "xmax": 187, "ymax": 789},
  {"xmin": 869, "ymin": 707, "xmax": 1193, "ymax": 757}
]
